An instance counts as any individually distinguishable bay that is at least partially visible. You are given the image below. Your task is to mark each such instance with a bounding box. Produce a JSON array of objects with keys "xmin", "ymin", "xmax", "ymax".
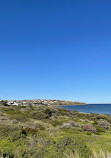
[{"xmin": 58, "ymin": 104, "xmax": 111, "ymax": 115}]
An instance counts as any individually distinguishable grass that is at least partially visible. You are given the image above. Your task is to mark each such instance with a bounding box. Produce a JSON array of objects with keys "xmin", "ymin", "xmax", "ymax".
[{"xmin": 0, "ymin": 104, "xmax": 111, "ymax": 157}]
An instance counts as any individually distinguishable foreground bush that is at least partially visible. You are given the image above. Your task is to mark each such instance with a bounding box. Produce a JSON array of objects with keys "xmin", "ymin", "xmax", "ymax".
[
  {"xmin": 97, "ymin": 119, "xmax": 110, "ymax": 130},
  {"xmin": 82, "ymin": 124, "xmax": 97, "ymax": 133},
  {"xmin": 61, "ymin": 123, "xmax": 73, "ymax": 129},
  {"xmin": 96, "ymin": 126, "xmax": 106, "ymax": 133},
  {"xmin": 30, "ymin": 111, "xmax": 49, "ymax": 120},
  {"xmin": 96, "ymin": 114, "xmax": 111, "ymax": 123},
  {"xmin": 68, "ymin": 121, "xmax": 81, "ymax": 127},
  {"xmin": 0, "ymin": 100, "xmax": 8, "ymax": 106},
  {"xmin": 11, "ymin": 114, "xmax": 28, "ymax": 122}
]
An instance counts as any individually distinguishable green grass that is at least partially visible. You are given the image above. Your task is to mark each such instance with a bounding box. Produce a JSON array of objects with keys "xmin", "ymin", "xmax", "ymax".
[{"xmin": 0, "ymin": 104, "xmax": 111, "ymax": 157}]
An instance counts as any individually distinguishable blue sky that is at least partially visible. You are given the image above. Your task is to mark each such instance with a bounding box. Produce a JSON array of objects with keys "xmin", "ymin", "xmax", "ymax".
[{"xmin": 0, "ymin": 0, "xmax": 111, "ymax": 103}]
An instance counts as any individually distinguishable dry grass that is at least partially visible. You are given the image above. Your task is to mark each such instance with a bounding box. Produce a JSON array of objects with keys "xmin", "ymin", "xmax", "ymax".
[
  {"xmin": 90, "ymin": 150, "xmax": 111, "ymax": 158},
  {"xmin": 65, "ymin": 151, "xmax": 79, "ymax": 158},
  {"xmin": 65, "ymin": 150, "xmax": 111, "ymax": 158}
]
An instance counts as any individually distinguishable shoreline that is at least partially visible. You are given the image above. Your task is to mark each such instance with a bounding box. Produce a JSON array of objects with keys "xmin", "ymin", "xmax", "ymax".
[{"xmin": 53, "ymin": 104, "xmax": 87, "ymax": 107}]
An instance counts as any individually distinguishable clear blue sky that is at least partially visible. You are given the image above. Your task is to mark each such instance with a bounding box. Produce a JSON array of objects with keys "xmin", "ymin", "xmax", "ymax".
[{"xmin": 0, "ymin": 0, "xmax": 111, "ymax": 103}]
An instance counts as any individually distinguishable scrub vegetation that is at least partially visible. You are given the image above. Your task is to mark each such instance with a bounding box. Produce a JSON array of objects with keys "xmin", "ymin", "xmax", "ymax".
[{"xmin": 0, "ymin": 101, "xmax": 111, "ymax": 158}]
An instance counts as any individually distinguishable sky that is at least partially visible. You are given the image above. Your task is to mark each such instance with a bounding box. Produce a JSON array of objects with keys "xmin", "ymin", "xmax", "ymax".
[{"xmin": 0, "ymin": 0, "xmax": 111, "ymax": 103}]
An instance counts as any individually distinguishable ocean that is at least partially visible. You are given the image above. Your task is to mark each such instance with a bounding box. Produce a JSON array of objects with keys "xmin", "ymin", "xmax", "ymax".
[{"xmin": 58, "ymin": 104, "xmax": 111, "ymax": 115}]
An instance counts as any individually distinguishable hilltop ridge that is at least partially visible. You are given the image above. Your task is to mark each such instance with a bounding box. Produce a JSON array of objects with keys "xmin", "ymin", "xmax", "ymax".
[{"xmin": 1, "ymin": 99, "xmax": 86, "ymax": 106}]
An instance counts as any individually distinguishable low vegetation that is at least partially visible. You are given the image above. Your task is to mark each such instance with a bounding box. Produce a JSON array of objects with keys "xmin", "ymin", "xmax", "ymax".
[{"xmin": 0, "ymin": 102, "xmax": 111, "ymax": 158}]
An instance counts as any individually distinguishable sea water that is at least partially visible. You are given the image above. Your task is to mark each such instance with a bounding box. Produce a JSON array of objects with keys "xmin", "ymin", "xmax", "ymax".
[{"xmin": 58, "ymin": 104, "xmax": 111, "ymax": 115}]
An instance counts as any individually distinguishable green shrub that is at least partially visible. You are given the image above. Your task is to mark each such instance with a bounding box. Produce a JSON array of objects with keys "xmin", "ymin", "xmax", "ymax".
[
  {"xmin": 87, "ymin": 132, "xmax": 91, "ymax": 135},
  {"xmin": 58, "ymin": 108, "xmax": 73, "ymax": 116},
  {"xmin": 30, "ymin": 111, "xmax": 49, "ymax": 120},
  {"xmin": 39, "ymin": 125, "xmax": 45, "ymax": 130},
  {"xmin": 44, "ymin": 108, "xmax": 52, "ymax": 117},
  {"xmin": 23, "ymin": 127, "xmax": 38, "ymax": 134},
  {"xmin": 96, "ymin": 126, "xmax": 105, "ymax": 133},
  {"xmin": 0, "ymin": 100, "xmax": 8, "ymax": 106},
  {"xmin": 0, "ymin": 125, "xmax": 19, "ymax": 137},
  {"xmin": 2, "ymin": 108, "xmax": 21, "ymax": 116},
  {"xmin": 12, "ymin": 114, "xmax": 28, "ymax": 122},
  {"xmin": 96, "ymin": 114, "xmax": 111, "ymax": 123},
  {"xmin": 73, "ymin": 110, "xmax": 79, "ymax": 113},
  {"xmin": 93, "ymin": 120, "xmax": 98, "ymax": 125},
  {"xmin": 51, "ymin": 120, "xmax": 61, "ymax": 126},
  {"xmin": 23, "ymin": 122, "xmax": 45, "ymax": 131}
]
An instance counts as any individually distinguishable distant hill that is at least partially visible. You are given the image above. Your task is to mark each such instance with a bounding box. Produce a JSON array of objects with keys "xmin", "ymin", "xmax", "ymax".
[
  {"xmin": 2, "ymin": 99, "xmax": 86, "ymax": 106},
  {"xmin": 54, "ymin": 100, "xmax": 86, "ymax": 106}
]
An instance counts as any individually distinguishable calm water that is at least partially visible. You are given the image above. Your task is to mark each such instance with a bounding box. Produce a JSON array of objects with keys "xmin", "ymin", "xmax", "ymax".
[{"xmin": 58, "ymin": 104, "xmax": 111, "ymax": 115}]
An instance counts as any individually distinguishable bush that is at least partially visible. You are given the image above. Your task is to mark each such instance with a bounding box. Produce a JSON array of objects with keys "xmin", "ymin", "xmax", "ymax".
[
  {"xmin": 60, "ymin": 123, "xmax": 72, "ymax": 129},
  {"xmin": 96, "ymin": 126, "xmax": 105, "ymax": 133},
  {"xmin": 93, "ymin": 120, "xmax": 98, "ymax": 125},
  {"xmin": 30, "ymin": 106, "xmax": 59, "ymax": 120},
  {"xmin": 21, "ymin": 129, "xmax": 27, "ymax": 136},
  {"xmin": 82, "ymin": 124, "xmax": 97, "ymax": 133},
  {"xmin": 44, "ymin": 108, "xmax": 52, "ymax": 117},
  {"xmin": 0, "ymin": 125, "xmax": 19, "ymax": 137},
  {"xmin": 43, "ymin": 106, "xmax": 58, "ymax": 117},
  {"xmin": 12, "ymin": 114, "xmax": 28, "ymax": 122},
  {"xmin": 68, "ymin": 121, "xmax": 81, "ymax": 127},
  {"xmin": 23, "ymin": 122, "xmax": 45, "ymax": 131},
  {"xmin": 58, "ymin": 108, "xmax": 73, "ymax": 116},
  {"xmin": 52, "ymin": 120, "xmax": 61, "ymax": 126},
  {"xmin": 87, "ymin": 132, "xmax": 91, "ymax": 135},
  {"xmin": 39, "ymin": 125, "xmax": 45, "ymax": 130},
  {"xmin": 0, "ymin": 100, "xmax": 8, "ymax": 106},
  {"xmin": 60, "ymin": 121, "xmax": 81, "ymax": 129},
  {"xmin": 30, "ymin": 111, "xmax": 49, "ymax": 120},
  {"xmin": 23, "ymin": 127, "xmax": 38, "ymax": 134},
  {"xmin": 97, "ymin": 119, "xmax": 110, "ymax": 130},
  {"xmin": 96, "ymin": 114, "xmax": 111, "ymax": 123}
]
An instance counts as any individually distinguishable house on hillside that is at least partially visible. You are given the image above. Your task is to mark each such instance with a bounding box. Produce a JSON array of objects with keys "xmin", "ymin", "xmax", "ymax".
[{"xmin": 7, "ymin": 101, "xmax": 19, "ymax": 106}]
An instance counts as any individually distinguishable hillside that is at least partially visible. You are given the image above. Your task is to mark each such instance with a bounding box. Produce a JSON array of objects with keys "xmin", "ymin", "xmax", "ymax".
[
  {"xmin": 2, "ymin": 99, "xmax": 86, "ymax": 106},
  {"xmin": 0, "ymin": 102, "xmax": 111, "ymax": 157}
]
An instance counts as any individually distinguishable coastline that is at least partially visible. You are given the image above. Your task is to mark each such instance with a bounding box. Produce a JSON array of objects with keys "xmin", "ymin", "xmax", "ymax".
[
  {"xmin": 53, "ymin": 103, "xmax": 87, "ymax": 107},
  {"xmin": 55, "ymin": 104, "xmax": 111, "ymax": 116}
]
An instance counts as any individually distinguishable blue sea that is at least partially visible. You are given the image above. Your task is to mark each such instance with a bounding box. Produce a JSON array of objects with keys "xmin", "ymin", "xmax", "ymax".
[{"xmin": 58, "ymin": 104, "xmax": 111, "ymax": 115}]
